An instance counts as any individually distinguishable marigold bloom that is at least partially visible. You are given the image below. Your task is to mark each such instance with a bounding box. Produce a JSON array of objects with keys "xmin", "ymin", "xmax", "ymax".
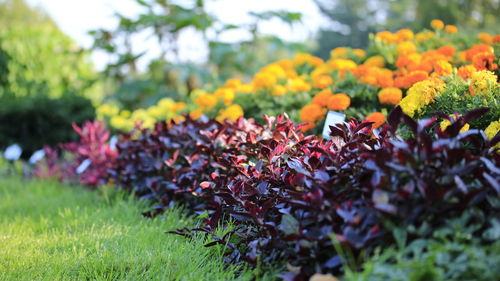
[
  {"xmin": 253, "ymin": 72, "xmax": 277, "ymax": 88},
  {"xmin": 327, "ymin": 93, "xmax": 351, "ymax": 111},
  {"xmin": 262, "ymin": 64, "xmax": 286, "ymax": 78},
  {"xmin": 485, "ymin": 120, "xmax": 500, "ymax": 139},
  {"xmin": 225, "ymin": 78, "xmax": 242, "ymax": 89},
  {"xmin": 472, "ymin": 52, "xmax": 498, "ymax": 71},
  {"xmin": 378, "ymin": 87, "xmax": 403, "ymax": 105},
  {"xmin": 214, "ymin": 88, "xmax": 235, "ymax": 105},
  {"xmin": 195, "ymin": 93, "xmax": 218, "ymax": 109},
  {"xmin": 330, "ymin": 47, "xmax": 348, "ymax": 58},
  {"xmin": 440, "ymin": 114, "xmax": 470, "ymax": 133},
  {"xmin": 397, "ymin": 41, "xmax": 417, "ymax": 56},
  {"xmin": 189, "ymin": 109, "xmax": 203, "ymax": 120},
  {"xmin": 328, "ymin": 58, "xmax": 357, "ymax": 71},
  {"xmin": 464, "ymin": 44, "xmax": 493, "ymax": 61},
  {"xmin": 217, "ymin": 104, "xmax": 244, "ymax": 122},
  {"xmin": 478, "ymin": 33, "xmax": 493, "ymax": 44},
  {"xmin": 300, "ymin": 103, "xmax": 326, "ymax": 123},
  {"xmin": 395, "ymin": 71, "xmax": 429, "ymax": 88},
  {"xmin": 457, "ymin": 65, "xmax": 477, "ymax": 80},
  {"xmin": 376, "ymin": 31, "xmax": 399, "ymax": 44},
  {"xmin": 312, "ymin": 89, "xmax": 333, "ymax": 107},
  {"xmin": 313, "ymin": 74, "xmax": 334, "ymax": 89},
  {"xmin": 364, "ymin": 112, "xmax": 386, "ymax": 129},
  {"xmin": 300, "ymin": 122, "xmax": 316, "ymax": 132},
  {"xmin": 445, "ymin": 25, "xmax": 458, "ymax": 33},
  {"xmin": 469, "ymin": 70, "xmax": 498, "ymax": 95},
  {"xmin": 353, "ymin": 49, "xmax": 366, "ymax": 60},
  {"xmin": 364, "ymin": 56, "xmax": 385, "ymax": 68},
  {"xmin": 237, "ymin": 83, "xmax": 253, "ymax": 93},
  {"xmin": 288, "ymin": 78, "xmax": 311, "ymax": 93},
  {"xmin": 396, "ymin": 29, "xmax": 414, "ymax": 41},
  {"xmin": 493, "ymin": 35, "xmax": 500, "ymax": 44},
  {"xmin": 272, "ymin": 85, "xmax": 287, "ymax": 97},
  {"xmin": 433, "ymin": 60, "xmax": 453, "ymax": 76},
  {"xmin": 399, "ymin": 78, "xmax": 445, "ymax": 117},
  {"xmin": 430, "ymin": 19, "xmax": 444, "ymax": 29},
  {"xmin": 437, "ymin": 46, "xmax": 455, "ymax": 57}
]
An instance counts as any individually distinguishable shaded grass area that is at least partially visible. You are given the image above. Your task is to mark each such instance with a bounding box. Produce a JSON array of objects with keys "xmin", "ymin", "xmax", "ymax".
[{"xmin": 0, "ymin": 177, "xmax": 275, "ymax": 281}]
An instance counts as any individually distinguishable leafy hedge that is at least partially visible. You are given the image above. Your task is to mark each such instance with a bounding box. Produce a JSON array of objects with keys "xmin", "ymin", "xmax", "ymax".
[{"xmin": 0, "ymin": 95, "xmax": 95, "ymax": 158}]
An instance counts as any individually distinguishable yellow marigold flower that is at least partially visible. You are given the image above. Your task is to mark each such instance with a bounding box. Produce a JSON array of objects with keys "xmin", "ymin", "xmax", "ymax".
[
  {"xmin": 225, "ymin": 78, "xmax": 242, "ymax": 89},
  {"xmin": 397, "ymin": 41, "xmax": 417, "ymax": 56},
  {"xmin": 445, "ymin": 25, "xmax": 458, "ymax": 33},
  {"xmin": 478, "ymin": 33, "xmax": 493, "ymax": 44},
  {"xmin": 189, "ymin": 109, "xmax": 203, "ymax": 120},
  {"xmin": 440, "ymin": 114, "xmax": 470, "ymax": 133},
  {"xmin": 300, "ymin": 103, "xmax": 326, "ymax": 123},
  {"xmin": 147, "ymin": 106, "xmax": 164, "ymax": 119},
  {"xmin": 158, "ymin": 98, "xmax": 175, "ymax": 112},
  {"xmin": 171, "ymin": 115, "xmax": 186, "ymax": 125},
  {"xmin": 96, "ymin": 104, "xmax": 119, "ymax": 118},
  {"xmin": 363, "ymin": 56, "xmax": 385, "ymax": 68},
  {"xmin": 262, "ymin": 64, "xmax": 287, "ymax": 78},
  {"xmin": 217, "ymin": 104, "xmax": 244, "ymax": 122},
  {"xmin": 288, "ymin": 78, "xmax": 311, "ymax": 93},
  {"xmin": 364, "ymin": 112, "xmax": 386, "ymax": 129},
  {"xmin": 433, "ymin": 60, "xmax": 453, "ymax": 76},
  {"xmin": 328, "ymin": 58, "xmax": 357, "ymax": 71},
  {"xmin": 276, "ymin": 59, "xmax": 293, "ymax": 70},
  {"xmin": 430, "ymin": 19, "xmax": 444, "ymax": 29},
  {"xmin": 215, "ymin": 88, "xmax": 235, "ymax": 105},
  {"xmin": 353, "ymin": 49, "xmax": 366, "ymax": 60},
  {"xmin": 330, "ymin": 47, "xmax": 348, "ymax": 58},
  {"xmin": 416, "ymin": 31, "xmax": 434, "ymax": 42},
  {"xmin": 237, "ymin": 83, "xmax": 253, "ymax": 93},
  {"xmin": 327, "ymin": 93, "xmax": 351, "ymax": 111},
  {"xmin": 469, "ymin": 70, "xmax": 498, "ymax": 95},
  {"xmin": 311, "ymin": 89, "xmax": 333, "ymax": 107},
  {"xmin": 457, "ymin": 65, "xmax": 477, "ymax": 80},
  {"xmin": 293, "ymin": 53, "xmax": 324, "ymax": 67},
  {"xmin": 396, "ymin": 29, "xmax": 414, "ymax": 41},
  {"xmin": 272, "ymin": 85, "xmax": 287, "ymax": 97},
  {"xmin": 195, "ymin": 93, "xmax": 218, "ymax": 109},
  {"xmin": 253, "ymin": 72, "xmax": 277, "ymax": 89},
  {"xmin": 378, "ymin": 87, "xmax": 403, "ymax": 105},
  {"xmin": 399, "ymin": 78, "xmax": 445, "ymax": 117},
  {"xmin": 313, "ymin": 74, "xmax": 334, "ymax": 89},
  {"xmin": 110, "ymin": 115, "xmax": 133, "ymax": 131},
  {"xmin": 485, "ymin": 120, "xmax": 500, "ymax": 139},
  {"xmin": 120, "ymin": 110, "xmax": 131, "ymax": 118}
]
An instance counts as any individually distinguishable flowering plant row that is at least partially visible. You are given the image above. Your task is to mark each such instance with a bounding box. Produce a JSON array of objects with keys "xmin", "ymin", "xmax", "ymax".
[
  {"xmin": 95, "ymin": 20, "xmax": 499, "ymax": 136},
  {"xmin": 36, "ymin": 106, "xmax": 500, "ymax": 280}
]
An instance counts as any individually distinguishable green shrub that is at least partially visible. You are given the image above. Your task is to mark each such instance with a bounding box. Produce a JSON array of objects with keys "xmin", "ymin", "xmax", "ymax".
[{"xmin": 0, "ymin": 95, "xmax": 95, "ymax": 158}]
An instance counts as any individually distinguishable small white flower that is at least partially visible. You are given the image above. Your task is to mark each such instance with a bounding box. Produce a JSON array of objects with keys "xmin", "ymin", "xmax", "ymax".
[
  {"xmin": 4, "ymin": 144, "xmax": 22, "ymax": 161},
  {"xmin": 29, "ymin": 149, "xmax": 46, "ymax": 164},
  {"xmin": 76, "ymin": 159, "xmax": 92, "ymax": 174}
]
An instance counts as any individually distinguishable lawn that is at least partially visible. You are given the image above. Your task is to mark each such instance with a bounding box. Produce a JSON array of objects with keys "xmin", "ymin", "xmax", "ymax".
[{"xmin": 0, "ymin": 177, "xmax": 273, "ymax": 281}]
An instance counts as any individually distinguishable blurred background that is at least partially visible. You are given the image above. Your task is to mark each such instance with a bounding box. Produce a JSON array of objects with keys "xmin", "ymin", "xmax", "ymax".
[{"xmin": 0, "ymin": 0, "xmax": 498, "ymax": 157}]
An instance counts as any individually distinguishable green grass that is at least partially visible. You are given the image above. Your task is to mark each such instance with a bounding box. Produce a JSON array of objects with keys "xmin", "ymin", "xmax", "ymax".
[{"xmin": 0, "ymin": 177, "xmax": 275, "ymax": 281}]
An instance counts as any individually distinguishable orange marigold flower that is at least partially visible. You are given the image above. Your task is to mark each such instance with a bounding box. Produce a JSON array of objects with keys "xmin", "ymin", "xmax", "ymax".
[
  {"xmin": 376, "ymin": 31, "xmax": 399, "ymax": 44},
  {"xmin": 464, "ymin": 44, "xmax": 493, "ymax": 61},
  {"xmin": 472, "ymin": 52, "xmax": 499, "ymax": 71},
  {"xmin": 327, "ymin": 93, "xmax": 351, "ymax": 111},
  {"xmin": 300, "ymin": 104, "xmax": 326, "ymax": 123},
  {"xmin": 437, "ymin": 46, "xmax": 455, "ymax": 57},
  {"xmin": 457, "ymin": 65, "xmax": 477, "ymax": 80},
  {"xmin": 364, "ymin": 56, "xmax": 385, "ymax": 68},
  {"xmin": 378, "ymin": 87, "xmax": 403, "ymax": 105},
  {"xmin": 312, "ymin": 89, "xmax": 333, "ymax": 107},
  {"xmin": 225, "ymin": 78, "xmax": 242, "ymax": 89},
  {"xmin": 353, "ymin": 49, "xmax": 366, "ymax": 60},
  {"xmin": 430, "ymin": 19, "xmax": 444, "ymax": 29},
  {"xmin": 493, "ymin": 35, "xmax": 500, "ymax": 44},
  {"xmin": 395, "ymin": 71, "xmax": 429, "ymax": 88},
  {"xmin": 396, "ymin": 29, "xmax": 414, "ymax": 41},
  {"xmin": 433, "ymin": 60, "xmax": 453, "ymax": 76},
  {"xmin": 478, "ymin": 33, "xmax": 493, "ymax": 44},
  {"xmin": 189, "ymin": 109, "xmax": 203, "ymax": 120},
  {"xmin": 364, "ymin": 112, "xmax": 386, "ymax": 129},
  {"xmin": 445, "ymin": 25, "xmax": 458, "ymax": 33},
  {"xmin": 313, "ymin": 74, "xmax": 334, "ymax": 89}
]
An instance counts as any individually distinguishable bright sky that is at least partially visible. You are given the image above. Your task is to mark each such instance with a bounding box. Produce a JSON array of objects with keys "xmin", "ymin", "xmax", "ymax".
[{"xmin": 26, "ymin": 0, "xmax": 324, "ymax": 70}]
